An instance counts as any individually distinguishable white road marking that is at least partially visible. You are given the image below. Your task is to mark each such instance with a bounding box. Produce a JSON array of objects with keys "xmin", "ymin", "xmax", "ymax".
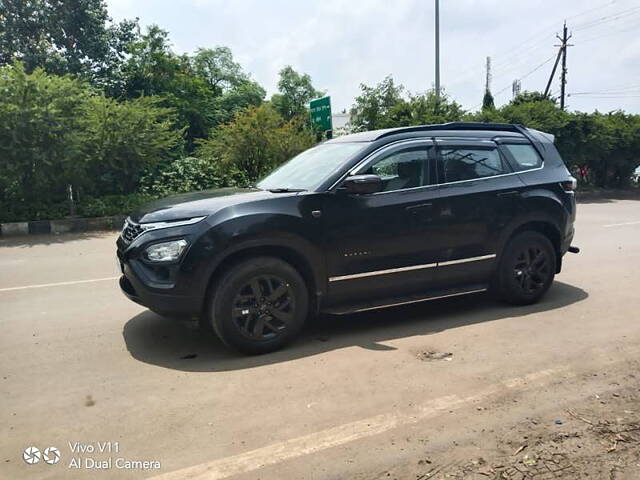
[
  {"xmin": 0, "ymin": 276, "xmax": 119, "ymax": 293},
  {"xmin": 150, "ymin": 367, "xmax": 568, "ymax": 480},
  {"xmin": 603, "ymin": 220, "xmax": 640, "ymax": 227}
]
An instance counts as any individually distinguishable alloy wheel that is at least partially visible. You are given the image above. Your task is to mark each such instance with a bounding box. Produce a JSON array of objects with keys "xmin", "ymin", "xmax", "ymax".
[
  {"xmin": 231, "ymin": 275, "xmax": 295, "ymax": 340},
  {"xmin": 513, "ymin": 246, "xmax": 551, "ymax": 295}
]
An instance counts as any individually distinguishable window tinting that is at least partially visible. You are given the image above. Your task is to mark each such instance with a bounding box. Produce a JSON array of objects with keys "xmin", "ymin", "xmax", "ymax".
[
  {"xmin": 441, "ymin": 148, "xmax": 507, "ymax": 183},
  {"xmin": 504, "ymin": 144, "xmax": 543, "ymax": 171},
  {"xmin": 362, "ymin": 147, "xmax": 429, "ymax": 192}
]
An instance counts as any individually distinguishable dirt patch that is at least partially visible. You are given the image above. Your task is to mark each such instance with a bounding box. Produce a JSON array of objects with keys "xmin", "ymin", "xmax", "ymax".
[
  {"xmin": 416, "ymin": 351, "xmax": 453, "ymax": 362},
  {"xmin": 391, "ymin": 383, "xmax": 640, "ymax": 479}
]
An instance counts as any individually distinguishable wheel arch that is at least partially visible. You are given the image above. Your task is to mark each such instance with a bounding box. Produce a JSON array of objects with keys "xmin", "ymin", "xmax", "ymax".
[
  {"xmin": 500, "ymin": 219, "xmax": 563, "ymax": 274},
  {"xmin": 201, "ymin": 237, "xmax": 325, "ymax": 317}
]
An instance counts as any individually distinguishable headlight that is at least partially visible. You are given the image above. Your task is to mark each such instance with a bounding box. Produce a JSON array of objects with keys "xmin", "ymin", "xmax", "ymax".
[{"xmin": 145, "ymin": 239, "xmax": 188, "ymax": 262}]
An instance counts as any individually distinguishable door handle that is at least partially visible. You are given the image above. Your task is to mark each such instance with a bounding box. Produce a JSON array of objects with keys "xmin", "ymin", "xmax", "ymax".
[
  {"xmin": 406, "ymin": 203, "xmax": 433, "ymax": 214},
  {"xmin": 497, "ymin": 190, "xmax": 520, "ymax": 198}
]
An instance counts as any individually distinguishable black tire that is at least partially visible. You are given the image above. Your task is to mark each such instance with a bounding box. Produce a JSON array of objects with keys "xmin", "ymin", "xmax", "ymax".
[
  {"xmin": 495, "ymin": 231, "xmax": 556, "ymax": 305},
  {"xmin": 208, "ymin": 256, "xmax": 308, "ymax": 354}
]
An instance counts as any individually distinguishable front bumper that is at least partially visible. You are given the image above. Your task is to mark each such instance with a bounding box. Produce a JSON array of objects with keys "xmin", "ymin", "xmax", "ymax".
[
  {"xmin": 119, "ymin": 272, "xmax": 201, "ymax": 317},
  {"xmin": 116, "ymin": 220, "xmax": 212, "ymax": 317}
]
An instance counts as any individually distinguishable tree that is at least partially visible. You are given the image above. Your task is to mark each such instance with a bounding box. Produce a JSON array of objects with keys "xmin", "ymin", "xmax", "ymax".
[
  {"xmin": 482, "ymin": 89, "xmax": 495, "ymax": 110},
  {"xmin": 407, "ymin": 90, "xmax": 465, "ymax": 124},
  {"xmin": 121, "ymin": 28, "xmax": 265, "ymax": 151},
  {"xmin": 195, "ymin": 104, "xmax": 316, "ymax": 182},
  {"xmin": 511, "ymin": 91, "xmax": 555, "ymax": 106},
  {"xmin": 192, "ymin": 47, "xmax": 247, "ymax": 95},
  {"xmin": 0, "ymin": 64, "xmax": 88, "ymax": 211},
  {"xmin": 350, "ymin": 76, "xmax": 405, "ymax": 131},
  {"xmin": 350, "ymin": 77, "xmax": 465, "ymax": 131},
  {"xmin": 80, "ymin": 95, "xmax": 183, "ymax": 194},
  {"xmin": 0, "ymin": 0, "xmax": 139, "ymax": 87},
  {"xmin": 271, "ymin": 66, "xmax": 323, "ymax": 120}
]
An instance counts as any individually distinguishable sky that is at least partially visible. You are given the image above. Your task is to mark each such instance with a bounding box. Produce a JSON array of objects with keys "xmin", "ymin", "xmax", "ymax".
[{"xmin": 105, "ymin": 0, "xmax": 640, "ymax": 114}]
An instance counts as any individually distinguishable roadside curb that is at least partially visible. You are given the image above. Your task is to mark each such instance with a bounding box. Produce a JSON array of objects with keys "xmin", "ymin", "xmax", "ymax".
[
  {"xmin": 0, "ymin": 215, "xmax": 126, "ymax": 238},
  {"xmin": 576, "ymin": 189, "xmax": 640, "ymax": 202}
]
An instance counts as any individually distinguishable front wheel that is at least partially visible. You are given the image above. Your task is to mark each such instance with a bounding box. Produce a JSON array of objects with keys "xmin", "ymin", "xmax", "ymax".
[
  {"xmin": 208, "ymin": 257, "xmax": 308, "ymax": 354},
  {"xmin": 495, "ymin": 231, "xmax": 556, "ymax": 305}
]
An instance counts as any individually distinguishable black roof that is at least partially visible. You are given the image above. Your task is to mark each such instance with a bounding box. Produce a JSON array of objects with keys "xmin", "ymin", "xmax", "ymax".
[{"xmin": 328, "ymin": 122, "xmax": 532, "ymax": 143}]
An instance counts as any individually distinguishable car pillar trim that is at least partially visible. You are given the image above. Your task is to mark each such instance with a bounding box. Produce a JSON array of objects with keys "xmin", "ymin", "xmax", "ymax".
[{"xmin": 328, "ymin": 254, "xmax": 496, "ymax": 282}]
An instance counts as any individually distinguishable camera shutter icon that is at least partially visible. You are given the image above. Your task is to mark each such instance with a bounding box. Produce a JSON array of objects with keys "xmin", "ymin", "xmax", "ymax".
[
  {"xmin": 43, "ymin": 447, "xmax": 61, "ymax": 465},
  {"xmin": 23, "ymin": 446, "xmax": 41, "ymax": 465}
]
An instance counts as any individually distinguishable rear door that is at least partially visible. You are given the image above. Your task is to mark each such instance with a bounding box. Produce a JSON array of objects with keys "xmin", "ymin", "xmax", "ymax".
[{"xmin": 432, "ymin": 139, "xmax": 526, "ymax": 288}]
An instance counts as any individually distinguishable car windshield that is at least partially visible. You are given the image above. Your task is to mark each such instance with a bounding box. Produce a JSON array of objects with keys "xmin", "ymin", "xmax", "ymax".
[{"xmin": 257, "ymin": 142, "xmax": 366, "ymax": 191}]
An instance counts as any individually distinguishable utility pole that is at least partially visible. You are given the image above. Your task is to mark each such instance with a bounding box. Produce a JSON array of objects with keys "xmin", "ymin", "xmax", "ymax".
[
  {"xmin": 543, "ymin": 46, "xmax": 563, "ymax": 98},
  {"xmin": 512, "ymin": 79, "xmax": 521, "ymax": 98},
  {"xmin": 485, "ymin": 56, "xmax": 492, "ymax": 94},
  {"xmin": 435, "ymin": 0, "xmax": 440, "ymax": 100},
  {"xmin": 558, "ymin": 22, "xmax": 572, "ymax": 110}
]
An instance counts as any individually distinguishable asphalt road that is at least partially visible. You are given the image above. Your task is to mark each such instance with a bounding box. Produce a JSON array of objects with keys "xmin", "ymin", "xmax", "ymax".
[{"xmin": 1, "ymin": 199, "xmax": 639, "ymax": 480}]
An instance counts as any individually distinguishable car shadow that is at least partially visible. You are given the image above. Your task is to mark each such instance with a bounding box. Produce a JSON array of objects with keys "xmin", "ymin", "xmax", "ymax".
[{"xmin": 122, "ymin": 281, "xmax": 588, "ymax": 372}]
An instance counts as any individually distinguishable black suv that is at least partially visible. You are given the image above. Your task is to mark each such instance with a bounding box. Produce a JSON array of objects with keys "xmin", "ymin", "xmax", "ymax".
[{"xmin": 117, "ymin": 122, "xmax": 578, "ymax": 354}]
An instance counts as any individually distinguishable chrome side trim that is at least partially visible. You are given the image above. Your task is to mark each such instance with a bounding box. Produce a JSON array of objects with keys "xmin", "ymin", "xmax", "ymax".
[
  {"xmin": 329, "ymin": 253, "xmax": 496, "ymax": 282},
  {"xmin": 438, "ymin": 253, "xmax": 496, "ymax": 266},
  {"xmin": 329, "ymin": 262, "xmax": 437, "ymax": 282},
  {"xmin": 351, "ymin": 288, "xmax": 487, "ymax": 313}
]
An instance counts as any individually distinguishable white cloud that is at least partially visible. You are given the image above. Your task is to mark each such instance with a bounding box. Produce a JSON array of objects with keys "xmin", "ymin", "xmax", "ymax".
[{"xmin": 106, "ymin": 0, "xmax": 640, "ymax": 113}]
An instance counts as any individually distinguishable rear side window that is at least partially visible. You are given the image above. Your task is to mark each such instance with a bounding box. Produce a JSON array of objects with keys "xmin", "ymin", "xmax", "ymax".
[
  {"xmin": 503, "ymin": 144, "xmax": 543, "ymax": 171},
  {"xmin": 440, "ymin": 148, "xmax": 508, "ymax": 183}
]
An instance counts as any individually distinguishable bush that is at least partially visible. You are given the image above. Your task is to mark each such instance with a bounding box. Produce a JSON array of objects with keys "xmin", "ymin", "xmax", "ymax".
[
  {"xmin": 77, "ymin": 194, "xmax": 159, "ymax": 218},
  {"xmin": 80, "ymin": 95, "xmax": 184, "ymax": 195},
  {"xmin": 0, "ymin": 64, "xmax": 87, "ymax": 207},
  {"xmin": 195, "ymin": 104, "xmax": 316, "ymax": 182},
  {"xmin": 139, "ymin": 156, "xmax": 247, "ymax": 196}
]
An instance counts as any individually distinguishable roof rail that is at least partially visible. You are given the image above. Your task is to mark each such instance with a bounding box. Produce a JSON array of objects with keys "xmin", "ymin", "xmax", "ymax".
[
  {"xmin": 378, "ymin": 122, "xmax": 536, "ymax": 144},
  {"xmin": 376, "ymin": 122, "xmax": 529, "ymax": 139}
]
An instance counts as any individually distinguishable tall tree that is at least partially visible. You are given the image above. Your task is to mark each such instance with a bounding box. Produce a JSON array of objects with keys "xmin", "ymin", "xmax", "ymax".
[
  {"xmin": 349, "ymin": 75, "xmax": 405, "ymax": 131},
  {"xmin": 271, "ymin": 66, "xmax": 323, "ymax": 120},
  {"xmin": 0, "ymin": 0, "xmax": 138, "ymax": 86},
  {"xmin": 482, "ymin": 89, "xmax": 495, "ymax": 110}
]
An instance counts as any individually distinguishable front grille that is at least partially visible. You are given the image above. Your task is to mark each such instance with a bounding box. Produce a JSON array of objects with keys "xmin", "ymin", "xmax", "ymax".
[{"xmin": 121, "ymin": 218, "xmax": 148, "ymax": 244}]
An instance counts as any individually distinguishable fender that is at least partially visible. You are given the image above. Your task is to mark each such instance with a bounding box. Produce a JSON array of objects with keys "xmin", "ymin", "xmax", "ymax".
[
  {"xmin": 189, "ymin": 212, "xmax": 327, "ymax": 303},
  {"xmin": 496, "ymin": 188, "xmax": 567, "ymax": 261}
]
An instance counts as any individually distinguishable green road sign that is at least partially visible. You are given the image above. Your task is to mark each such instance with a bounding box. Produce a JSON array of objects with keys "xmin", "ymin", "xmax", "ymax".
[{"xmin": 309, "ymin": 96, "xmax": 332, "ymax": 131}]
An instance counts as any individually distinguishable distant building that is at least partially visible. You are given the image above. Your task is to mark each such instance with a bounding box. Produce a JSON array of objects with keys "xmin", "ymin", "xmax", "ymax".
[
  {"xmin": 332, "ymin": 112, "xmax": 350, "ymax": 129},
  {"xmin": 331, "ymin": 112, "xmax": 352, "ymax": 136}
]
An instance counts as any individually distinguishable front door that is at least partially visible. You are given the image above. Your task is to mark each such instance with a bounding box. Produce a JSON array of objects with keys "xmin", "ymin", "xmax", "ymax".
[{"xmin": 322, "ymin": 140, "xmax": 440, "ymax": 307}]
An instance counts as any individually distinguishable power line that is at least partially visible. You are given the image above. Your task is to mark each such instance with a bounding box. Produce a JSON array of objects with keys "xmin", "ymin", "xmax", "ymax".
[
  {"xmin": 573, "ymin": 5, "xmax": 640, "ymax": 31},
  {"xmin": 471, "ymin": 54, "xmax": 556, "ymax": 109},
  {"xmin": 568, "ymin": 94, "xmax": 640, "ymax": 98}
]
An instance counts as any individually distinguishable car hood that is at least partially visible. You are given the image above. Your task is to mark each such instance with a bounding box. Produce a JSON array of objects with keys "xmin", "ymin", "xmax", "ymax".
[{"xmin": 131, "ymin": 187, "xmax": 280, "ymax": 224}]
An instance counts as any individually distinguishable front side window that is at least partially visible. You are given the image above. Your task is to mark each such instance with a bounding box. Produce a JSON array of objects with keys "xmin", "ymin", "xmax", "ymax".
[
  {"xmin": 361, "ymin": 147, "xmax": 429, "ymax": 192},
  {"xmin": 504, "ymin": 144, "xmax": 543, "ymax": 171},
  {"xmin": 440, "ymin": 147, "xmax": 508, "ymax": 183}
]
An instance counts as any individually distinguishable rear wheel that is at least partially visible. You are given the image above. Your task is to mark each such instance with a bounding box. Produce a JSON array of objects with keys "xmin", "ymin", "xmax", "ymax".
[
  {"xmin": 208, "ymin": 257, "xmax": 308, "ymax": 354},
  {"xmin": 495, "ymin": 231, "xmax": 556, "ymax": 305}
]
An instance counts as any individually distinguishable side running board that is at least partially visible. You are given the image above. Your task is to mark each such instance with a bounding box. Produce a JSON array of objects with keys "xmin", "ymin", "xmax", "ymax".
[{"xmin": 324, "ymin": 284, "xmax": 488, "ymax": 315}]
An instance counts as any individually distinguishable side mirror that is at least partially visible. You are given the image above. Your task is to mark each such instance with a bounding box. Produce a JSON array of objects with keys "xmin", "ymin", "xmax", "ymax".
[{"xmin": 340, "ymin": 174, "xmax": 383, "ymax": 194}]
